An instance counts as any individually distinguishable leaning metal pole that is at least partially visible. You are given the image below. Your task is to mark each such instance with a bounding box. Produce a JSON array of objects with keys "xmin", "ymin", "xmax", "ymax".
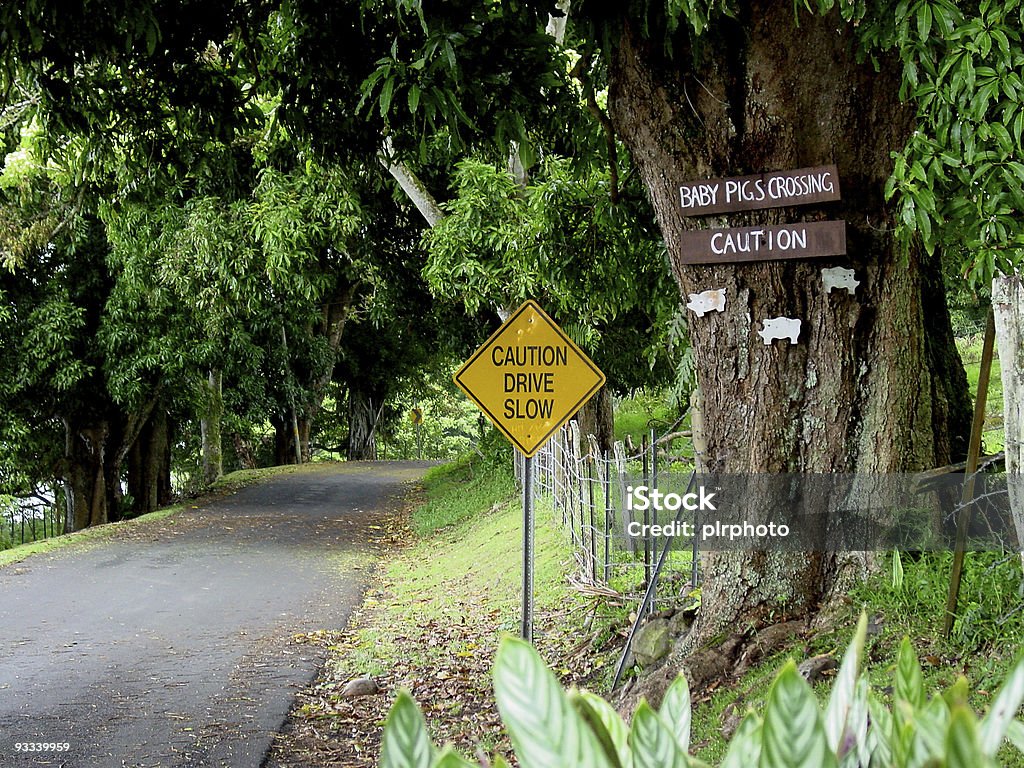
[{"xmin": 612, "ymin": 469, "xmax": 697, "ymax": 690}]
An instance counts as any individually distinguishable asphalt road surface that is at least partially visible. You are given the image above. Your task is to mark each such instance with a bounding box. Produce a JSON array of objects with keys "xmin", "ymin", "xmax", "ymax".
[{"xmin": 0, "ymin": 462, "xmax": 430, "ymax": 768}]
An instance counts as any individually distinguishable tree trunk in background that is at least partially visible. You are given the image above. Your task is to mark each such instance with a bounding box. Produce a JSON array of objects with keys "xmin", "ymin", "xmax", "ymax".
[
  {"xmin": 606, "ymin": 4, "xmax": 971, "ymax": 648},
  {"xmin": 296, "ymin": 417, "xmax": 313, "ymax": 463},
  {"xmin": 575, "ymin": 386, "xmax": 615, "ymax": 453},
  {"xmin": 993, "ymin": 276, "xmax": 1024, "ymax": 565},
  {"xmin": 63, "ymin": 420, "xmax": 117, "ymax": 531},
  {"xmin": 271, "ymin": 414, "xmax": 297, "ymax": 466},
  {"xmin": 347, "ymin": 387, "xmax": 379, "ymax": 461},
  {"xmin": 200, "ymin": 368, "xmax": 224, "ymax": 485},
  {"xmin": 127, "ymin": 408, "xmax": 172, "ymax": 515},
  {"xmin": 303, "ymin": 280, "xmax": 359, "ymax": 463},
  {"xmin": 231, "ymin": 432, "xmax": 258, "ymax": 470}
]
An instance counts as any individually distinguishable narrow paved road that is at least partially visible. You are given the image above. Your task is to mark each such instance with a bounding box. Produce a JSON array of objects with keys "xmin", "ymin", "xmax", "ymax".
[{"xmin": 0, "ymin": 461, "xmax": 429, "ymax": 768}]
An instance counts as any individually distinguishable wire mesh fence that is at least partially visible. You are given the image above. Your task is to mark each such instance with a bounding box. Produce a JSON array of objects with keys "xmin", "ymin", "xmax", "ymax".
[{"xmin": 529, "ymin": 420, "xmax": 700, "ymax": 614}]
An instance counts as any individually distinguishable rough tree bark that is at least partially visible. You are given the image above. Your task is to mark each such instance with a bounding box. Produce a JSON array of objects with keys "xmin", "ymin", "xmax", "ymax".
[
  {"xmin": 63, "ymin": 419, "xmax": 118, "ymax": 531},
  {"xmin": 605, "ymin": 4, "xmax": 971, "ymax": 650},
  {"xmin": 127, "ymin": 408, "xmax": 172, "ymax": 515},
  {"xmin": 347, "ymin": 386, "xmax": 380, "ymax": 461},
  {"xmin": 61, "ymin": 394, "xmax": 172, "ymax": 529},
  {"xmin": 574, "ymin": 386, "xmax": 615, "ymax": 453},
  {"xmin": 271, "ymin": 415, "xmax": 292, "ymax": 466}
]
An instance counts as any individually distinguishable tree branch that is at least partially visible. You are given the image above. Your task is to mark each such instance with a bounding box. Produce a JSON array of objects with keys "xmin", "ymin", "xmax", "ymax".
[
  {"xmin": 379, "ymin": 137, "xmax": 445, "ymax": 227},
  {"xmin": 571, "ymin": 51, "xmax": 620, "ymax": 204}
]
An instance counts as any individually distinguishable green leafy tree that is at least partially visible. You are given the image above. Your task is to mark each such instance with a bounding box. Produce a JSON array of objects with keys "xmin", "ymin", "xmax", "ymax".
[{"xmin": 422, "ymin": 156, "xmax": 682, "ymax": 446}]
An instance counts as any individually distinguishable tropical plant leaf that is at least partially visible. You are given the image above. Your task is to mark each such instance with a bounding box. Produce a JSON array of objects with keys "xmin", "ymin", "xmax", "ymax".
[
  {"xmin": 761, "ymin": 661, "xmax": 837, "ymax": 768},
  {"xmin": 1005, "ymin": 719, "xmax": 1024, "ymax": 753},
  {"xmin": 575, "ymin": 690, "xmax": 630, "ymax": 768},
  {"xmin": 946, "ymin": 706, "xmax": 993, "ymax": 768},
  {"xmin": 912, "ymin": 693, "xmax": 951, "ymax": 760},
  {"xmin": 865, "ymin": 696, "xmax": 893, "ymax": 766},
  {"xmin": 825, "ymin": 612, "xmax": 867, "ymax": 752},
  {"xmin": 628, "ymin": 701, "xmax": 689, "ymax": 768},
  {"xmin": 430, "ymin": 747, "xmax": 477, "ymax": 768},
  {"xmin": 980, "ymin": 656, "xmax": 1024, "ymax": 756},
  {"xmin": 493, "ymin": 638, "xmax": 613, "ymax": 768},
  {"xmin": 895, "ymin": 637, "xmax": 926, "ymax": 713},
  {"xmin": 719, "ymin": 712, "xmax": 761, "ymax": 768},
  {"xmin": 381, "ymin": 691, "xmax": 436, "ymax": 768},
  {"xmin": 660, "ymin": 673, "xmax": 692, "ymax": 754},
  {"xmin": 838, "ymin": 678, "xmax": 870, "ymax": 768}
]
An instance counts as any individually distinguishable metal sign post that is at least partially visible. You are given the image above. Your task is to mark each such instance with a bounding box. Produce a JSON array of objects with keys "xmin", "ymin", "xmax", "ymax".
[
  {"xmin": 453, "ymin": 299, "xmax": 606, "ymax": 645},
  {"xmin": 521, "ymin": 454, "xmax": 535, "ymax": 642}
]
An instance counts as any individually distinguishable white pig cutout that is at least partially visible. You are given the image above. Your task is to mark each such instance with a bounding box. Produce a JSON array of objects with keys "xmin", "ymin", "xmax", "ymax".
[
  {"xmin": 686, "ymin": 288, "xmax": 726, "ymax": 317},
  {"xmin": 758, "ymin": 317, "xmax": 801, "ymax": 345},
  {"xmin": 821, "ymin": 266, "xmax": 859, "ymax": 294}
]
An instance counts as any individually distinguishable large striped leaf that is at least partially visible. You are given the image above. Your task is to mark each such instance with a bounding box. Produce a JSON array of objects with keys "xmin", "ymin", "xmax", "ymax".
[
  {"xmin": 720, "ymin": 712, "xmax": 762, "ymax": 768},
  {"xmin": 1005, "ymin": 719, "xmax": 1024, "ymax": 753},
  {"xmin": 628, "ymin": 701, "xmax": 689, "ymax": 768},
  {"xmin": 575, "ymin": 690, "xmax": 631, "ymax": 768},
  {"xmin": 493, "ymin": 638, "xmax": 613, "ymax": 768},
  {"xmin": 431, "ymin": 747, "xmax": 477, "ymax": 768},
  {"xmin": 947, "ymin": 706, "xmax": 995, "ymax": 768},
  {"xmin": 980, "ymin": 656, "xmax": 1024, "ymax": 756},
  {"xmin": 911, "ymin": 692, "xmax": 951, "ymax": 762},
  {"xmin": 865, "ymin": 695, "xmax": 893, "ymax": 766},
  {"xmin": 660, "ymin": 673, "xmax": 692, "ymax": 754},
  {"xmin": 381, "ymin": 691, "xmax": 436, "ymax": 768},
  {"xmin": 825, "ymin": 613, "xmax": 867, "ymax": 752},
  {"xmin": 894, "ymin": 637, "xmax": 926, "ymax": 714},
  {"xmin": 838, "ymin": 678, "xmax": 870, "ymax": 768},
  {"xmin": 760, "ymin": 661, "xmax": 837, "ymax": 768}
]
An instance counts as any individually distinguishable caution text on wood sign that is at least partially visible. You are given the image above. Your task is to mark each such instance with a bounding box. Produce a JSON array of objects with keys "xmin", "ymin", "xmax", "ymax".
[{"xmin": 454, "ymin": 300, "xmax": 606, "ymax": 457}]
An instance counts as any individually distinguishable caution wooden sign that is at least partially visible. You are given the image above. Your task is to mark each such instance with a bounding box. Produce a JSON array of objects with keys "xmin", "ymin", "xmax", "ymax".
[{"xmin": 454, "ymin": 300, "xmax": 606, "ymax": 457}]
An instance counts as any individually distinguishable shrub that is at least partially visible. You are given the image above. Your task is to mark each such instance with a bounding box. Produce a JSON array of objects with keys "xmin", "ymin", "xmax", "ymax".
[{"xmin": 379, "ymin": 614, "xmax": 1024, "ymax": 767}]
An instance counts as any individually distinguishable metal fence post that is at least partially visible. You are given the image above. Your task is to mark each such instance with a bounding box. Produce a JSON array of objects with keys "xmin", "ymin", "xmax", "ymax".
[
  {"xmin": 604, "ymin": 450, "xmax": 612, "ymax": 583},
  {"xmin": 587, "ymin": 435, "xmax": 600, "ymax": 583}
]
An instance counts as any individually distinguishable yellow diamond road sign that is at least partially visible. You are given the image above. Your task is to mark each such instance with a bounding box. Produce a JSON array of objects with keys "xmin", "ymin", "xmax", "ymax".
[{"xmin": 454, "ymin": 300, "xmax": 606, "ymax": 457}]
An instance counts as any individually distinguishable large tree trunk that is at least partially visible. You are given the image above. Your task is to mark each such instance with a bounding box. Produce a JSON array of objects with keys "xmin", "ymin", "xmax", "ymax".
[
  {"xmin": 127, "ymin": 408, "xmax": 172, "ymax": 515},
  {"xmin": 302, "ymin": 280, "xmax": 359, "ymax": 463},
  {"xmin": 271, "ymin": 414, "xmax": 298, "ymax": 466},
  {"xmin": 605, "ymin": 5, "xmax": 970, "ymax": 649},
  {"xmin": 574, "ymin": 385, "xmax": 615, "ymax": 453},
  {"xmin": 63, "ymin": 419, "xmax": 117, "ymax": 531},
  {"xmin": 347, "ymin": 386, "xmax": 379, "ymax": 461}
]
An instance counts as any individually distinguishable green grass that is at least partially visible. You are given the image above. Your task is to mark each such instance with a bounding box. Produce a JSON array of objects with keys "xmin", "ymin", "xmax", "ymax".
[
  {"xmin": 330, "ymin": 452, "xmax": 578, "ymax": 679},
  {"xmin": 614, "ymin": 390, "xmax": 676, "ymax": 444},
  {"xmin": 408, "ymin": 453, "xmax": 517, "ymax": 536},
  {"xmin": 958, "ymin": 333, "xmax": 1005, "ymax": 452}
]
